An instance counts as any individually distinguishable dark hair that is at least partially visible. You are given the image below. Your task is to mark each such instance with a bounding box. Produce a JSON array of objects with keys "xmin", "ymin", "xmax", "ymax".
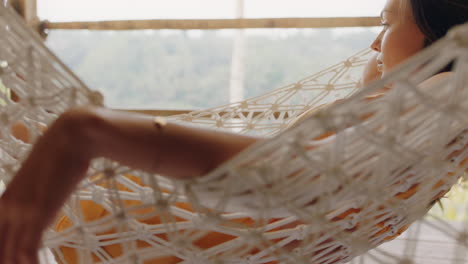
[
  {"xmin": 410, "ymin": 0, "xmax": 468, "ymax": 72},
  {"xmin": 410, "ymin": 0, "xmax": 468, "ymax": 47}
]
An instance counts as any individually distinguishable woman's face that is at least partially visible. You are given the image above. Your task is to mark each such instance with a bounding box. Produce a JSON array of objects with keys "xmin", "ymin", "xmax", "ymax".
[{"xmin": 370, "ymin": 0, "xmax": 425, "ymax": 76}]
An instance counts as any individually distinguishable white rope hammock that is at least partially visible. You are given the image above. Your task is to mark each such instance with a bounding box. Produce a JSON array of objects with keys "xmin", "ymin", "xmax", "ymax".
[{"xmin": 0, "ymin": 4, "xmax": 467, "ymax": 264}]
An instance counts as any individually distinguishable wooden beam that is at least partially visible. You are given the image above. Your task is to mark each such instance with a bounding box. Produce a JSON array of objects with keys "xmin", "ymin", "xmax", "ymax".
[
  {"xmin": 44, "ymin": 17, "xmax": 381, "ymax": 31},
  {"xmin": 119, "ymin": 109, "xmax": 190, "ymax": 116},
  {"xmin": 117, "ymin": 109, "xmax": 291, "ymax": 119}
]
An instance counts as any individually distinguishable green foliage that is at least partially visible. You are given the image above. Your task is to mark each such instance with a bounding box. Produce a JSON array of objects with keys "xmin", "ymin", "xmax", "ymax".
[{"xmin": 45, "ymin": 28, "xmax": 377, "ymax": 109}]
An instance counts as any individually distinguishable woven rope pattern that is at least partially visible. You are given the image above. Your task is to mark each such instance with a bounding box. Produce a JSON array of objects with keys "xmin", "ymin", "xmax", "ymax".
[
  {"xmin": 168, "ymin": 49, "xmax": 369, "ymax": 137},
  {"xmin": 0, "ymin": 5, "xmax": 468, "ymax": 264}
]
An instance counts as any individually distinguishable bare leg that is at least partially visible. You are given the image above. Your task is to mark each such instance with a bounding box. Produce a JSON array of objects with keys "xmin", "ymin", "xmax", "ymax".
[{"xmin": 0, "ymin": 106, "xmax": 259, "ymax": 264}]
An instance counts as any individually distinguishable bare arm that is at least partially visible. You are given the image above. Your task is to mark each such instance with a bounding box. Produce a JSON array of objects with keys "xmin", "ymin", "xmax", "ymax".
[{"xmin": 0, "ymin": 106, "xmax": 260, "ymax": 263}]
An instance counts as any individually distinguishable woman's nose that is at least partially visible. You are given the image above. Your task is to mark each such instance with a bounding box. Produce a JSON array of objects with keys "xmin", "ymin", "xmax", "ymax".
[{"xmin": 370, "ymin": 34, "xmax": 382, "ymax": 52}]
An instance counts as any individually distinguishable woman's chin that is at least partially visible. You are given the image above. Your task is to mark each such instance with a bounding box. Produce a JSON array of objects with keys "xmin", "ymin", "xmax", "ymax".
[{"xmin": 376, "ymin": 64, "xmax": 384, "ymax": 73}]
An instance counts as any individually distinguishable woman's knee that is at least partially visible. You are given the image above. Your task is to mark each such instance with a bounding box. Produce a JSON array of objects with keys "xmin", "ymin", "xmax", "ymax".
[{"xmin": 53, "ymin": 106, "xmax": 106, "ymax": 155}]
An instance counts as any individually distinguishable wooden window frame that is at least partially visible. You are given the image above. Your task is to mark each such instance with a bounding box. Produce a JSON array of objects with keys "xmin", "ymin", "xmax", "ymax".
[{"xmin": 10, "ymin": 0, "xmax": 380, "ymax": 116}]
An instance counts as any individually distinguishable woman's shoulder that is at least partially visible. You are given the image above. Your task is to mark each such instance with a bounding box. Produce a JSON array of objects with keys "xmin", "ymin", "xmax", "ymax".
[{"xmin": 419, "ymin": 72, "xmax": 453, "ymax": 88}]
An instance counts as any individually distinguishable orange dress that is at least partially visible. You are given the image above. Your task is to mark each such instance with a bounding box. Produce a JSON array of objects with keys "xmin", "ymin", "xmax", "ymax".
[{"xmin": 54, "ymin": 172, "xmax": 458, "ymax": 263}]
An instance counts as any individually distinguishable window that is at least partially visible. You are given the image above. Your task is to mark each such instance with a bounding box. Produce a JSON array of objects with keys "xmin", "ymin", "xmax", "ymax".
[
  {"xmin": 244, "ymin": 0, "xmax": 385, "ymax": 18},
  {"xmin": 39, "ymin": 0, "xmax": 385, "ymax": 110},
  {"xmin": 38, "ymin": 0, "xmax": 385, "ymax": 21},
  {"xmin": 38, "ymin": 0, "xmax": 237, "ymax": 21}
]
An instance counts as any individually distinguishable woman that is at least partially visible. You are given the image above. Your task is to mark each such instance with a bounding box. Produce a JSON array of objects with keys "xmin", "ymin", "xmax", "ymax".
[{"xmin": 0, "ymin": 0, "xmax": 467, "ymax": 263}]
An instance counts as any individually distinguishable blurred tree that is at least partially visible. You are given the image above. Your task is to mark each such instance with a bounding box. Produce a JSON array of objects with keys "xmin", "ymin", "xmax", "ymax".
[{"xmin": 45, "ymin": 28, "xmax": 377, "ymax": 109}]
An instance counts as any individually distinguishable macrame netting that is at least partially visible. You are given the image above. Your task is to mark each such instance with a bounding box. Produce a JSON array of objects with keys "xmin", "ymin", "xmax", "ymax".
[{"xmin": 0, "ymin": 4, "xmax": 468, "ymax": 264}]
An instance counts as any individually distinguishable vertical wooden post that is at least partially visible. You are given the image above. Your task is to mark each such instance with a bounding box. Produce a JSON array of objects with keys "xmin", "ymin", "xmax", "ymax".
[
  {"xmin": 229, "ymin": 0, "xmax": 246, "ymax": 103},
  {"xmin": 8, "ymin": 0, "xmax": 43, "ymax": 36}
]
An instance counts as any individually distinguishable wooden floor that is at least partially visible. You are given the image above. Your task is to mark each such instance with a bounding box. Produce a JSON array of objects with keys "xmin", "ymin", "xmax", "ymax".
[{"xmin": 351, "ymin": 221, "xmax": 468, "ymax": 264}]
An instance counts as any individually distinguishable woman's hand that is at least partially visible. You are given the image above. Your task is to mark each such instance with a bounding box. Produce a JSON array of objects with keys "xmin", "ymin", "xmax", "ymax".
[{"xmin": 360, "ymin": 52, "xmax": 382, "ymax": 87}]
